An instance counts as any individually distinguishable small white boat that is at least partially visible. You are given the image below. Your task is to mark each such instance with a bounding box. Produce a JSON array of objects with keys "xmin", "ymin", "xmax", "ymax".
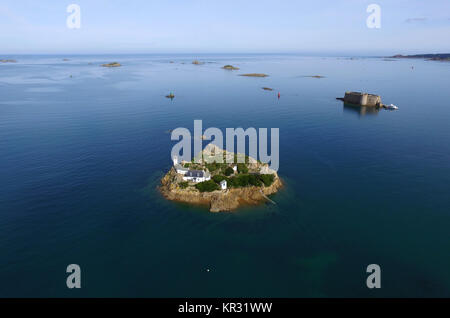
[{"xmin": 385, "ymin": 104, "xmax": 398, "ymax": 110}]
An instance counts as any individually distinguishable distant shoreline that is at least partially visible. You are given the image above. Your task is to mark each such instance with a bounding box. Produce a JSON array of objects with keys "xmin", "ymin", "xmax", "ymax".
[{"xmin": 391, "ymin": 53, "xmax": 450, "ymax": 61}]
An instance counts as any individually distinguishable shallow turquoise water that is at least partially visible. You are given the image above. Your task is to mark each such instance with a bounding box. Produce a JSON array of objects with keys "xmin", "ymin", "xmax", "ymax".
[{"xmin": 1, "ymin": 54, "xmax": 450, "ymax": 297}]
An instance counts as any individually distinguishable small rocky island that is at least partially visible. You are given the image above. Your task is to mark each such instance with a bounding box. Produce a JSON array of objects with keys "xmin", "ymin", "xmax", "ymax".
[
  {"xmin": 0, "ymin": 59, "xmax": 17, "ymax": 63},
  {"xmin": 303, "ymin": 75, "xmax": 326, "ymax": 79},
  {"xmin": 160, "ymin": 144, "xmax": 282, "ymax": 212},
  {"xmin": 165, "ymin": 92, "xmax": 175, "ymax": 99},
  {"xmin": 222, "ymin": 65, "xmax": 240, "ymax": 70},
  {"xmin": 239, "ymin": 73, "xmax": 269, "ymax": 77},
  {"xmin": 101, "ymin": 62, "xmax": 121, "ymax": 67}
]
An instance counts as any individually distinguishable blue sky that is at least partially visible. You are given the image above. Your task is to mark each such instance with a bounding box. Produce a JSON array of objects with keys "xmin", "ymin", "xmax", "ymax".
[{"xmin": 1, "ymin": 0, "xmax": 449, "ymax": 54}]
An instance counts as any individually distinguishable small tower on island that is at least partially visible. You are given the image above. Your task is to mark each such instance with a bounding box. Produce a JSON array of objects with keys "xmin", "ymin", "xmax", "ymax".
[
  {"xmin": 232, "ymin": 165, "xmax": 238, "ymax": 173},
  {"xmin": 173, "ymin": 156, "xmax": 178, "ymax": 166},
  {"xmin": 220, "ymin": 180, "xmax": 227, "ymax": 190}
]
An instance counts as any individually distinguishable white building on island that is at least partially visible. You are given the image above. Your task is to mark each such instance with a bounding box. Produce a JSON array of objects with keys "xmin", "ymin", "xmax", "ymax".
[
  {"xmin": 173, "ymin": 156, "xmax": 211, "ymax": 183},
  {"xmin": 183, "ymin": 170, "xmax": 211, "ymax": 183},
  {"xmin": 173, "ymin": 156, "xmax": 189, "ymax": 175},
  {"xmin": 220, "ymin": 180, "xmax": 227, "ymax": 190}
]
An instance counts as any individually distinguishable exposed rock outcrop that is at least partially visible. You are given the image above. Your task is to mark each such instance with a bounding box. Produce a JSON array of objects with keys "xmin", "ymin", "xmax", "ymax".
[
  {"xmin": 239, "ymin": 73, "xmax": 269, "ymax": 77},
  {"xmin": 101, "ymin": 62, "xmax": 121, "ymax": 67},
  {"xmin": 222, "ymin": 65, "xmax": 240, "ymax": 70},
  {"xmin": 303, "ymin": 75, "xmax": 325, "ymax": 78}
]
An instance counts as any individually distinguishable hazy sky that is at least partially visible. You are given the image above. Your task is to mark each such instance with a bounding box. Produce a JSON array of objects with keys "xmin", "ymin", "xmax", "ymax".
[{"xmin": 1, "ymin": 0, "xmax": 449, "ymax": 54}]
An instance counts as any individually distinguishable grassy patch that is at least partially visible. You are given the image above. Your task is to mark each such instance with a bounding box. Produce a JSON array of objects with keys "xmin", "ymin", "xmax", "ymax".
[{"xmin": 195, "ymin": 180, "xmax": 220, "ymax": 192}]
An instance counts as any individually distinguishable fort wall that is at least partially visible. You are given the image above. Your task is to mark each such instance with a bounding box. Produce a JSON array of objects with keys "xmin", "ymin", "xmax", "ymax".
[{"xmin": 343, "ymin": 92, "xmax": 382, "ymax": 107}]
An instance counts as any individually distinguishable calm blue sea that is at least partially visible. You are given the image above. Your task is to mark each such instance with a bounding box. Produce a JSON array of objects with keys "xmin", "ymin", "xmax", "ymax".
[{"xmin": 1, "ymin": 54, "xmax": 450, "ymax": 297}]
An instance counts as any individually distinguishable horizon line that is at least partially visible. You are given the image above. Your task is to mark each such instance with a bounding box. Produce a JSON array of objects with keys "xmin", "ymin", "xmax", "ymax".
[
  {"xmin": 1, "ymin": 52, "xmax": 437, "ymax": 57},
  {"xmin": 2, "ymin": 50, "xmax": 449, "ymax": 57}
]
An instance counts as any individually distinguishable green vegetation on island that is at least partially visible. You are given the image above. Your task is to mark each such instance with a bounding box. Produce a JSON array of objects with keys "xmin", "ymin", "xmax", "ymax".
[
  {"xmin": 195, "ymin": 180, "xmax": 220, "ymax": 192},
  {"xmin": 159, "ymin": 144, "xmax": 282, "ymax": 212},
  {"xmin": 194, "ymin": 173, "xmax": 275, "ymax": 192},
  {"xmin": 179, "ymin": 181, "xmax": 189, "ymax": 189}
]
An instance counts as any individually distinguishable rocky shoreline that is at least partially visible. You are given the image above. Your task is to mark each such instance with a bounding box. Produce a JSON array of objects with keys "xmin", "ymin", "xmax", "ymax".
[
  {"xmin": 159, "ymin": 167, "xmax": 282, "ymax": 212},
  {"xmin": 159, "ymin": 144, "xmax": 282, "ymax": 212}
]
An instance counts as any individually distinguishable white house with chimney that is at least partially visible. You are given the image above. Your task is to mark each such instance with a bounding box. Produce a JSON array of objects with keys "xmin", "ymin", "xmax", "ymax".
[
  {"xmin": 173, "ymin": 156, "xmax": 210, "ymax": 183},
  {"xmin": 183, "ymin": 170, "xmax": 211, "ymax": 183}
]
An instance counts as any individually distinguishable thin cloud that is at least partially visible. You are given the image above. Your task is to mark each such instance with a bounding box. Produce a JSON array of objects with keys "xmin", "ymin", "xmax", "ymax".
[
  {"xmin": 405, "ymin": 17, "xmax": 428, "ymax": 23},
  {"xmin": 0, "ymin": 5, "xmax": 34, "ymax": 29}
]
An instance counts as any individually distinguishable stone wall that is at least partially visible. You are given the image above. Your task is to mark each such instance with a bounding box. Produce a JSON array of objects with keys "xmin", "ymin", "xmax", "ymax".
[
  {"xmin": 366, "ymin": 94, "xmax": 381, "ymax": 106},
  {"xmin": 344, "ymin": 92, "xmax": 382, "ymax": 107},
  {"xmin": 344, "ymin": 92, "xmax": 364, "ymax": 105}
]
